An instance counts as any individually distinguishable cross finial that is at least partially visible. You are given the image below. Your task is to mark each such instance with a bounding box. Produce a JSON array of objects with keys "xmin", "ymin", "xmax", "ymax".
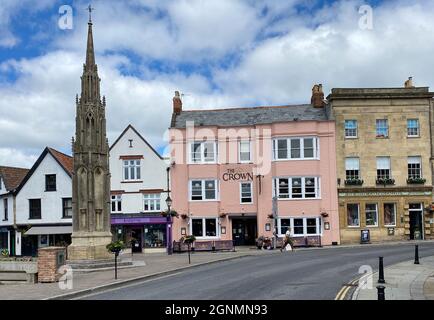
[{"xmin": 88, "ymin": 4, "xmax": 94, "ymax": 23}]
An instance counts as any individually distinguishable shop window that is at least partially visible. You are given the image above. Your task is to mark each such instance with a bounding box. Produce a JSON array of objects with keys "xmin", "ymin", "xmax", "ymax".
[
  {"xmin": 144, "ymin": 224, "xmax": 166, "ymax": 248},
  {"xmin": 279, "ymin": 219, "xmax": 291, "ymax": 235},
  {"xmin": 347, "ymin": 203, "xmax": 360, "ymax": 227},
  {"xmin": 384, "ymin": 203, "xmax": 396, "ymax": 226},
  {"xmin": 306, "ymin": 218, "xmax": 317, "ymax": 234},
  {"xmin": 365, "ymin": 203, "xmax": 378, "ymax": 226}
]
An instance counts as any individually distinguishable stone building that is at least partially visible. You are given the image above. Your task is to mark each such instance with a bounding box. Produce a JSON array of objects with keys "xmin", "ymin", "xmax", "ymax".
[{"xmin": 328, "ymin": 79, "xmax": 434, "ymax": 243}]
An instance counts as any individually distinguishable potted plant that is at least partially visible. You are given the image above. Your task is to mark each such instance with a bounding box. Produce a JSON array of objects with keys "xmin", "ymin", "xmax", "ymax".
[
  {"xmin": 182, "ymin": 235, "xmax": 196, "ymax": 264},
  {"xmin": 219, "ymin": 213, "xmax": 227, "ymax": 219},
  {"xmin": 106, "ymin": 240, "xmax": 125, "ymax": 279},
  {"xmin": 181, "ymin": 213, "xmax": 188, "ymax": 220},
  {"xmin": 407, "ymin": 177, "xmax": 426, "ymax": 184},
  {"xmin": 161, "ymin": 209, "xmax": 178, "ymax": 218},
  {"xmin": 345, "ymin": 178, "xmax": 364, "ymax": 186},
  {"xmin": 267, "ymin": 214, "xmax": 274, "ymax": 219},
  {"xmin": 0, "ymin": 249, "xmax": 9, "ymax": 257}
]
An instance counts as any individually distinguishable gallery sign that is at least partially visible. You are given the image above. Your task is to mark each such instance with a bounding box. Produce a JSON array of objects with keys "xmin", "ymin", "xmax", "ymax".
[{"xmin": 222, "ymin": 168, "xmax": 253, "ymax": 181}]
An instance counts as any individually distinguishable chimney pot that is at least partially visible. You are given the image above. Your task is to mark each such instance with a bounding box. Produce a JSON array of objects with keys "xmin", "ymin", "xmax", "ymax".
[
  {"xmin": 173, "ymin": 91, "xmax": 182, "ymax": 114},
  {"xmin": 405, "ymin": 77, "xmax": 414, "ymax": 88}
]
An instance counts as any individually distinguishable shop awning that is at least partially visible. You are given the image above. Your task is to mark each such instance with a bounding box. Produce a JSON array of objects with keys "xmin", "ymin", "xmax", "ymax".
[{"xmin": 25, "ymin": 225, "xmax": 72, "ymax": 235}]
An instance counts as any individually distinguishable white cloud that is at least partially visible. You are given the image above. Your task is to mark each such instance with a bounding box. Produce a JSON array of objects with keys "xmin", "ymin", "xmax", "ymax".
[{"xmin": 1, "ymin": 0, "xmax": 434, "ymax": 167}]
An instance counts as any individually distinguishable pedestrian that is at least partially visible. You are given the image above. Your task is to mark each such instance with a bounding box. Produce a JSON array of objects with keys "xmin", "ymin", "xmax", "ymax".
[{"xmin": 280, "ymin": 228, "xmax": 294, "ymax": 252}]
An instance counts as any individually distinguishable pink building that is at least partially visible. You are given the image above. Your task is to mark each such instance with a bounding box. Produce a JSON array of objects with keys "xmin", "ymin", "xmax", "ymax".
[{"xmin": 169, "ymin": 86, "xmax": 340, "ymax": 247}]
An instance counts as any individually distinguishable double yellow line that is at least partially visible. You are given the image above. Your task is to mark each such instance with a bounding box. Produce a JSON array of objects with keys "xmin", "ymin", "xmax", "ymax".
[{"xmin": 334, "ymin": 278, "xmax": 359, "ymax": 300}]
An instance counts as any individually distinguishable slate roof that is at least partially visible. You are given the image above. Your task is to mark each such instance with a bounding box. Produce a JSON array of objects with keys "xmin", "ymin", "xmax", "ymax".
[
  {"xmin": 0, "ymin": 166, "xmax": 29, "ymax": 192},
  {"xmin": 170, "ymin": 104, "xmax": 327, "ymax": 128}
]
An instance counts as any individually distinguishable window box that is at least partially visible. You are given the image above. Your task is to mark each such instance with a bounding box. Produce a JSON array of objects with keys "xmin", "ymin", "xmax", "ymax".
[
  {"xmin": 407, "ymin": 177, "xmax": 426, "ymax": 184},
  {"xmin": 345, "ymin": 179, "xmax": 364, "ymax": 186},
  {"xmin": 376, "ymin": 178, "xmax": 395, "ymax": 185}
]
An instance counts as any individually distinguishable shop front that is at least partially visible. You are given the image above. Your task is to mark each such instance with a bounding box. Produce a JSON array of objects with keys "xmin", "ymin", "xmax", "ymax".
[
  {"xmin": 338, "ymin": 188, "xmax": 434, "ymax": 244},
  {"xmin": 111, "ymin": 215, "xmax": 168, "ymax": 252}
]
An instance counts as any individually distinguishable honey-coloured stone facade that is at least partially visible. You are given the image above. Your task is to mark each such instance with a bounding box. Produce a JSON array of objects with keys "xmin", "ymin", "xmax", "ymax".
[{"xmin": 328, "ymin": 87, "xmax": 434, "ymax": 244}]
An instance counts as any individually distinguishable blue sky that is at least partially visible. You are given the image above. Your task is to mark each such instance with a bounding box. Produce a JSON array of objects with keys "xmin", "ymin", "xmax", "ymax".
[{"xmin": 1, "ymin": 0, "xmax": 434, "ymax": 167}]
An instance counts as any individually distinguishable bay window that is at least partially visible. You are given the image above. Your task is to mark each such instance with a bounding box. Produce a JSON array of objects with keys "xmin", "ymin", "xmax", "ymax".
[
  {"xmin": 190, "ymin": 180, "xmax": 218, "ymax": 201},
  {"xmin": 273, "ymin": 177, "xmax": 320, "ymax": 199},
  {"xmin": 273, "ymin": 137, "xmax": 319, "ymax": 160}
]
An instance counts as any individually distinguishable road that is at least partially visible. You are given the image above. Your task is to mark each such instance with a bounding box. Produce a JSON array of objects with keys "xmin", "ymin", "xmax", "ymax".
[{"xmin": 81, "ymin": 242, "xmax": 434, "ymax": 300}]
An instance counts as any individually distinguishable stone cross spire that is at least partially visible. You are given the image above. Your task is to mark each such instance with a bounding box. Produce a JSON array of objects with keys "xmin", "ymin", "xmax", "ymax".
[{"xmin": 68, "ymin": 14, "xmax": 112, "ymax": 261}]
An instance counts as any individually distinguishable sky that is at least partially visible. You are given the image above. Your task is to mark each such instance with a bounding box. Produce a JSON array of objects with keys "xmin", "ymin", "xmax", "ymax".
[{"xmin": 0, "ymin": 0, "xmax": 434, "ymax": 168}]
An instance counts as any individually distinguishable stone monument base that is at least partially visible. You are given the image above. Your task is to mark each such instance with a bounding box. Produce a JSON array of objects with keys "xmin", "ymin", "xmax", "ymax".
[{"xmin": 67, "ymin": 231, "xmax": 113, "ymax": 261}]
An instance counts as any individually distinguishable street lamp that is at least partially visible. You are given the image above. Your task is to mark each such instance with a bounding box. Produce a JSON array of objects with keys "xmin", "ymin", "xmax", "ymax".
[{"xmin": 166, "ymin": 195, "xmax": 173, "ymax": 255}]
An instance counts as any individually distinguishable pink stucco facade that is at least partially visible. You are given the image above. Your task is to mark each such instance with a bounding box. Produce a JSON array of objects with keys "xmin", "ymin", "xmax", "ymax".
[{"xmin": 169, "ymin": 117, "xmax": 340, "ymax": 246}]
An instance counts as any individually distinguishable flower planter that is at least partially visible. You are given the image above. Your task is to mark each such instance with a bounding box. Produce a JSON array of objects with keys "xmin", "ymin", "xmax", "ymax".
[
  {"xmin": 407, "ymin": 178, "xmax": 426, "ymax": 184},
  {"xmin": 376, "ymin": 178, "xmax": 395, "ymax": 185},
  {"xmin": 345, "ymin": 179, "xmax": 364, "ymax": 186}
]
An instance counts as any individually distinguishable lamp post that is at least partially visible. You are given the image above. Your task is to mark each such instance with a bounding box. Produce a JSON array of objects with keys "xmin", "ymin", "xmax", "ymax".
[{"xmin": 166, "ymin": 195, "xmax": 173, "ymax": 255}]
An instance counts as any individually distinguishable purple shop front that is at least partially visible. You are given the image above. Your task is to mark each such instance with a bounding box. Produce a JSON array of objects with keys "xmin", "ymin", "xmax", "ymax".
[{"xmin": 111, "ymin": 215, "xmax": 172, "ymax": 250}]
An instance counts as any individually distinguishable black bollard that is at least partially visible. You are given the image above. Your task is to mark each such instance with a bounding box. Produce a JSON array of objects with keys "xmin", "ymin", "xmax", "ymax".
[
  {"xmin": 378, "ymin": 256, "xmax": 385, "ymax": 284},
  {"xmin": 376, "ymin": 285, "xmax": 385, "ymax": 300},
  {"xmin": 414, "ymin": 245, "xmax": 420, "ymax": 265},
  {"xmin": 114, "ymin": 251, "xmax": 118, "ymax": 280}
]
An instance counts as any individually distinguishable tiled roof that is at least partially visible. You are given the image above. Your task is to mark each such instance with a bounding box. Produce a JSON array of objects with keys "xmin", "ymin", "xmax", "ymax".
[
  {"xmin": 0, "ymin": 166, "xmax": 29, "ymax": 191},
  {"xmin": 171, "ymin": 104, "xmax": 328, "ymax": 128},
  {"xmin": 48, "ymin": 148, "xmax": 73, "ymax": 175}
]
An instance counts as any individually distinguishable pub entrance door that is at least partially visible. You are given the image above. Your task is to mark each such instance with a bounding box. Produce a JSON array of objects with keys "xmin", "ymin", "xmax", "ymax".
[
  {"xmin": 232, "ymin": 218, "xmax": 257, "ymax": 246},
  {"xmin": 131, "ymin": 228, "xmax": 143, "ymax": 253},
  {"xmin": 409, "ymin": 203, "xmax": 424, "ymax": 240}
]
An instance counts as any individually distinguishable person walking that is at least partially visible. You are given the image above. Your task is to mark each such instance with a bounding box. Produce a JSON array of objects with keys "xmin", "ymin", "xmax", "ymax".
[{"xmin": 280, "ymin": 228, "xmax": 294, "ymax": 252}]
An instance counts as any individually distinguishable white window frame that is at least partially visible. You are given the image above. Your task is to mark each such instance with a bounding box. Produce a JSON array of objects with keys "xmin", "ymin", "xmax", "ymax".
[
  {"xmin": 376, "ymin": 157, "xmax": 391, "ymax": 179},
  {"xmin": 383, "ymin": 203, "xmax": 397, "ymax": 227},
  {"xmin": 376, "ymin": 119, "xmax": 389, "ymax": 138},
  {"xmin": 240, "ymin": 182, "xmax": 253, "ymax": 204},
  {"xmin": 188, "ymin": 141, "xmax": 218, "ymax": 164},
  {"xmin": 239, "ymin": 140, "xmax": 251, "ymax": 163},
  {"xmin": 277, "ymin": 217, "xmax": 322, "ymax": 237},
  {"xmin": 189, "ymin": 179, "xmax": 219, "ymax": 202},
  {"xmin": 345, "ymin": 157, "xmax": 360, "ymax": 179},
  {"xmin": 272, "ymin": 137, "xmax": 319, "ymax": 161},
  {"xmin": 273, "ymin": 177, "xmax": 321, "ymax": 200},
  {"xmin": 111, "ymin": 195, "xmax": 122, "ymax": 213},
  {"xmin": 143, "ymin": 193, "xmax": 161, "ymax": 212},
  {"xmin": 365, "ymin": 203, "xmax": 378, "ymax": 227},
  {"xmin": 347, "ymin": 203, "xmax": 360, "ymax": 227},
  {"xmin": 407, "ymin": 119, "xmax": 420, "ymax": 137},
  {"xmin": 345, "ymin": 120, "xmax": 358, "ymax": 138},
  {"xmin": 189, "ymin": 217, "xmax": 220, "ymax": 239},
  {"xmin": 408, "ymin": 156, "xmax": 422, "ymax": 179},
  {"xmin": 123, "ymin": 159, "xmax": 141, "ymax": 181}
]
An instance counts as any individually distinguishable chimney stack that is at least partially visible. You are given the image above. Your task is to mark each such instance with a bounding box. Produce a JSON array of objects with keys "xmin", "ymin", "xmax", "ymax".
[
  {"xmin": 404, "ymin": 77, "xmax": 414, "ymax": 88},
  {"xmin": 173, "ymin": 91, "xmax": 182, "ymax": 114},
  {"xmin": 311, "ymin": 84, "xmax": 325, "ymax": 108}
]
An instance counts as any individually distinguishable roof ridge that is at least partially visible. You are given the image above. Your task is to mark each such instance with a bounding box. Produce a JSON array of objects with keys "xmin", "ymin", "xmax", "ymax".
[
  {"xmin": 180, "ymin": 104, "xmax": 312, "ymax": 113},
  {"xmin": 0, "ymin": 165, "xmax": 29, "ymax": 170},
  {"xmin": 47, "ymin": 147, "xmax": 72, "ymax": 159}
]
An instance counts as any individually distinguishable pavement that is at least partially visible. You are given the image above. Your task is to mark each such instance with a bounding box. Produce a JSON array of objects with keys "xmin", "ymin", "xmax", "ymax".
[
  {"xmin": 0, "ymin": 247, "xmax": 270, "ymax": 300},
  {"xmin": 1, "ymin": 241, "xmax": 434, "ymax": 300},
  {"xmin": 352, "ymin": 255, "xmax": 434, "ymax": 300}
]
